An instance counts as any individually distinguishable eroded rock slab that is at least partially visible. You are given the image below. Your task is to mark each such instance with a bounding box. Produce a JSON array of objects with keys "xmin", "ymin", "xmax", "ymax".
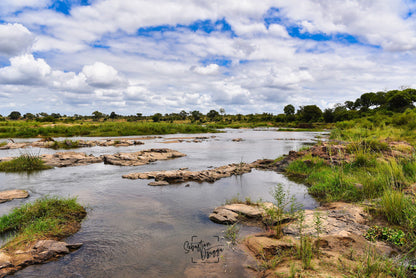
[
  {"xmin": 0, "ymin": 240, "xmax": 83, "ymax": 278},
  {"xmin": 102, "ymin": 148, "xmax": 186, "ymax": 166},
  {"xmin": 122, "ymin": 163, "xmax": 253, "ymax": 183},
  {"xmin": 0, "ymin": 190, "xmax": 29, "ymax": 204},
  {"xmin": 209, "ymin": 203, "xmax": 274, "ymax": 224},
  {"xmin": 41, "ymin": 152, "xmax": 103, "ymax": 167}
]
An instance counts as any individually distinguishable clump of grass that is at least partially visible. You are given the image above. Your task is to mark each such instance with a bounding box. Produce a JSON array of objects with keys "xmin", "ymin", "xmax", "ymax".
[
  {"xmin": 224, "ymin": 223, "xmax": 240, "ymax": 245},
  {"xmin": 52, "ymin": 139, "xmax": 80, "ymax": 149},
  {"xmin": 380, "ymin": 190, "xmax": 416, "ymax": 228},
  {"xmin": 0, "ymin": 141, "xmax": 6, "ymax": 147},
  {"xmin": 0, "ymin": 153, "xmax": 52, "ymax": 172},
  {"xmin": 0, "ymin": 196, "xmax": 86, "ymax": 250}
]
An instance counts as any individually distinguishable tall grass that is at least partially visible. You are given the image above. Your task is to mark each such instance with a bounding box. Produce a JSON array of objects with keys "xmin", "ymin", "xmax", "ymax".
[
  {"xmin": 0, "ymin": 196, "xmax": 86, "ymax": 250},
  {"xmin": 0, "ymin": 153, "xmax": 52, "ymax": 172}
]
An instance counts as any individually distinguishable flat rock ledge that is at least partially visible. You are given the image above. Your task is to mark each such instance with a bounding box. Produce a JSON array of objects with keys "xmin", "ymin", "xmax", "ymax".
[
  {"xmin": 209, "ymin": 203, "xmax": 276, "ymax": 225},
  {"xmin": 122, "ymin": 163, "xmax": 253, "ymax": 184},
  {"xmin": 102, "ymin": 148, "xmax": 186, "ymax": 166},
  {"xmin": 0, "ymin": 240, "xmax": 82, "ymax": 278},
  {"xmin": 0, "ymin": 190, "xmax": 29, "ymax": 204},
  {"xmin": 41, "ymin": 152, "xmax": 103, "ymax": 167},
  {"xmin": 0, "ymin": 138, "xmax": 144, "ymax": 150}
]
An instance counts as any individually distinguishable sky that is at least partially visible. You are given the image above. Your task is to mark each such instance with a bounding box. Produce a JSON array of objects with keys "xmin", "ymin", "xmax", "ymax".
[{"xmin": 0, "ymin": 0, "xmax": 415, "ymax": 116}]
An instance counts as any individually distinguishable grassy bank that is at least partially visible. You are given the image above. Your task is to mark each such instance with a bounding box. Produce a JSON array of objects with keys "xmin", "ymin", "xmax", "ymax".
[
  {"xmin": 0, "ymin": 196, "xmax": 86, "ymax": 250},
  {"xmin": 0, "ymin": 121, "xmax": 217, "ymax": 138},
  {"xmin": 0, "ymin": 154, "xmax": 52, "ymax": 172},
  {"xmin": 284, "ymin": 115, "xmax": 416, "ymax": 255}
]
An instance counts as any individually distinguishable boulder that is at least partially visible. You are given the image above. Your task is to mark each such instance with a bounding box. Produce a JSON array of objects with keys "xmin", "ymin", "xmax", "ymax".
[
  {"xmin": 41, "ymin": 152, "xmax": 103, "ymax": 167},
  {"xmin": 209, "ymin": 207, "xmax": 239, "ymax": 224},
  {"xmin": 0, "ymin": 190, "xmax": 29, "ymax": 204}
]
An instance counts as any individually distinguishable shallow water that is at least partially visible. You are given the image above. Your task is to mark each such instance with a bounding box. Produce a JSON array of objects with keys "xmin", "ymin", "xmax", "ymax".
[{"xmin": 0, "ymin": 129, "xmax": 320, "ymax": 277}]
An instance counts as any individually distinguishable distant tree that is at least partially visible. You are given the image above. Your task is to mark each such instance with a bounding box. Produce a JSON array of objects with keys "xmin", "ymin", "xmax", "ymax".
[
  {"xmin": 51, "ymin": 113, "xmax": 61, "ymax": 119},
  {"xmin": 207, "ymin": 110, "xmax": 219, "ymax": 121},
  {"xmin": 283, "ymin": 104, "xmax": 295, "ymax": 116},
  {"xmin": 179, "ymin": 110, "xmax": 188, "ymax": 120},
  {"xmin": 152, "ymin": 113, "xmax": 162, "ymax": 122},
  {"xmin": 297, "ymin": 105, "xmax": 322, "ymax": 122},
  {"xmin": 190, "ymin": 110, "xmax": 203, "ymax": 122},
  {"xmin": 92, "ymin": 111, "xmax": 105, "ymax": 121},
  {"xmin": 386, "ymin": 90, "xmax": 414, "ymax": 112},
  {"xmin": 109, "ymin": 111, "xmax": 118, "ymax": 119},
  {"xmin": 360, "ymin": 92, "xmax": 377, "ymax": 109},
  {"xmin": 23, "ymin": 113, "xmax": 35, "ymax": 120},
  {"xmin": 8, "ymin": 111, "xmax": 21, "ymax": 120},
  {"xmin": 344, "ymin": 101, "xmax": 355, "ymax": 110},
  {"xmin": 323, "ymin": 108, "xmax": 334, "ymax": 123},
  {"xmin": 219, "ymin": 108, "xmax": 225, "ymax": 115}
]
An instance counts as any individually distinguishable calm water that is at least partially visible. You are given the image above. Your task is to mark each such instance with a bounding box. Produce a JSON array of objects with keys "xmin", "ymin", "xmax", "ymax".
[{"xmin": 0, "ymin": 129, "xmax": 321, "ymax": 277}]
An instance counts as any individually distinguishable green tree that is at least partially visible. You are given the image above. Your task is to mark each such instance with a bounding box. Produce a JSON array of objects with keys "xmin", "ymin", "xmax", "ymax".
[
  {"xmin": 8, "ymin": 111, "xmax": 21, "ymax": 120},
  {"xmin": 152, "ymin": 113, "xmax": 162, "ymax": 122},
  {"xmin": 92, "ymin": 111, "xmax": 105, "ymax": 121},
  {"xmin": 190, "ymin": 110, "xmax": 202, "ymax": 122},
  {"xmin": 23, "ymin": 113, "xmax": 35, "ymax": 120},
  {"xmin": 284, "ymin": 104, "xmax": 295, "ymax": 116},
  {"xmin": 297, "ymin": 105, "xmax": 322, "ymax": 122},
  {"xmin": 207, "ymin": 109, "xmax": 219, "ymax": 121}
]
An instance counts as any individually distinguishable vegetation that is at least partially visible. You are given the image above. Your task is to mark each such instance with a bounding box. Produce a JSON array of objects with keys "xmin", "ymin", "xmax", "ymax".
[
  {"xmin": 224, "ymin": 223, "xmax": 240, "ymax": 245},
  {"xmin": 0, "ymin": 153, "xmax": 52, "ymax": 172},
  {"xmin": 0, "ymin": 196, "xmax": 86, "ymax": 250}
]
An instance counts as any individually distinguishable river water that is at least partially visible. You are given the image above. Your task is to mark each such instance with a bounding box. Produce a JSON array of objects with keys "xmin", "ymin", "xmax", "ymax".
[{"xmin": 0, "ymin": 129, "xmax": 321, "ymax": 277}]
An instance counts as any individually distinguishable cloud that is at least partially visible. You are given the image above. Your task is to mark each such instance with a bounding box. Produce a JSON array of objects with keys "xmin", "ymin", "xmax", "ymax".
[
  {"xmin": 0, "ymin": 54, "xmax": 51, "ymax": 85},
  {"xmin": 191, "ymin": 63, "xmax": 219, "ymax": 75},
  {"xmin": 0, "ymin": 23, "xmax": 34, "ymax": 56},
  {"xmin": 82, "ymin": 62, "xmax": 126, "ymax": 88}
]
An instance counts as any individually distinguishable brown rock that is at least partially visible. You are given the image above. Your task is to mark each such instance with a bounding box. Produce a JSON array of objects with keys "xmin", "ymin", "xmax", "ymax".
[
  {"xmin": 41, "ymin": 152, "xmax": 103, "ymax": 167},
  {"xmin": 148, "ymin": 181, "xmax": 170, "ymax": 186},
  {"xmin": 209, "ymin": 208, "xmax": 239, "ymax": 224},
  {"xmin": 0, "ymin": 190, "xmax": 29, "ymax": 204},
  {"xmin": 245, "ymin": 235, "xmax": 295, "ymax": 259},
  {"xmin": 102, "ymin": 148, "xmax": 186, "ymax": 166},
  {"xmin": 0, "ymin": 252, "xmax": 12, "ymax": 269}
]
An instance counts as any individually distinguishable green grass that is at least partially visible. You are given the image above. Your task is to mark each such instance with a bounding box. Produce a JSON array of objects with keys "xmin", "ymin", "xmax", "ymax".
[
  {"xmin": 0, "ymin": 154, "xmax": 52, "ymax": 172},
  {"xmin": 52, "ymin": 140, "xmax": 80, "ymax": 149},
  {"xmin": 0, "ymin": 196, "xmax": 86, "ymax": 250},
  {"xmin": 0, "ymin": 120, "xmax": 217, "ymax": 138}
]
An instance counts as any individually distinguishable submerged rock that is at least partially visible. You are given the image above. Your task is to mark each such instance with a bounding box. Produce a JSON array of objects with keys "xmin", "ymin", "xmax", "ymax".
[
  {"xmin": 122, "ymin": 163, "xmax": 253, "ymax": 183},
  {"xmin": 102, "ymin": 148, "xmax": 186, "ymax": 166},
  {"xmin": 0, "ymin": 190, "xmax": 29, "ymax": 204}
]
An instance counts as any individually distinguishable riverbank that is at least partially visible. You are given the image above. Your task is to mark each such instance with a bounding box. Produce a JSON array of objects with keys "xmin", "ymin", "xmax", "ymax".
[{"xmin": 209, "ymin": 123, "xmax": 416, "ymax": 277}]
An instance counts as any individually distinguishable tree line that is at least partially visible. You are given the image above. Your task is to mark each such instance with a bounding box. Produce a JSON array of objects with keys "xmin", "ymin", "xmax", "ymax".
[{"xmin": 1, "ymin": 88, "xmax": 415, "ymax": 124}]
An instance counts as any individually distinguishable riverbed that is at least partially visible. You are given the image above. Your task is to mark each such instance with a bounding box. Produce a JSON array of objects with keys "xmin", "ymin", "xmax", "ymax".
[{"xmin": 0, "ymin": 129, "xmax": 321, "ymax": 277}]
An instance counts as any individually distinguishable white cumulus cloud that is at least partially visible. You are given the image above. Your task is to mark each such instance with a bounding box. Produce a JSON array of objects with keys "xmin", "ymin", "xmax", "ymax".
[{"xmin": 0, "ymin": 23, "xmax": 34, "ymax": 56}]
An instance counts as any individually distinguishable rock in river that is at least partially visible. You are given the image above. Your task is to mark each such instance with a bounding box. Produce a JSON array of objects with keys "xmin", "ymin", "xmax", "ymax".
[
  {"xmin": 102, "ymin": 148, "xmax": 186, "ymax": 166},
  {"xmin": 0, "ymin": 190, "xmax": 29, "ymax": 204},
  {"xmin": 122, "ymin": 163, "xmax": 253, "ymax": 183}
]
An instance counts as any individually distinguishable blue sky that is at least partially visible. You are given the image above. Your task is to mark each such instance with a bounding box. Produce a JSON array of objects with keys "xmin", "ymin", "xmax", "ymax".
[{"xmin": 0, "ymin": 0, "xmax": 415, "ymax": 115}]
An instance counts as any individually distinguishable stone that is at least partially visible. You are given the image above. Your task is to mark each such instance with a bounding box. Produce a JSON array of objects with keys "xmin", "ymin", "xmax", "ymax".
[
  {"xmin": 222, "ymin": 204, "xmax": 264, "ymax": 218},
  {"xmin": 41, "ymin": 152, "xmax": 103, "ymax": 167},
  {"xmin": 102, "ymin": 148, "xmax": 186, "ymax": 166},
  {"xmin": 0, "ymin": 190, "xmax": 29, "ymax": 203},
  {"xmin": 209, "ymin": 208, "xmax": 239, "ymax": 224},
  {"xmin": 232, "ymin": 138, "xmax": 243, "ymax": 142},
  {"xmin": 33, "ymin": 240, "xmax": 70, "ymax": 254}
]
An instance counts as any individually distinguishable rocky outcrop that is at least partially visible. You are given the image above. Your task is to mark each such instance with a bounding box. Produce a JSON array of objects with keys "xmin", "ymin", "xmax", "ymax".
[
  {"xmin": 41, "ymin": 152, "xmax": 103, "ymax": 167},
  {"xmin": 0, "ymin": 190, "xmax": 29, "ymax": 204},
  {"xmin": 122, "ymin": 163, "xmax": 253, "ymax": 184},
  {"xmin": 0, "ymin": 240, "xmax": 82, "ymax": 278},
  {"xmin": 232, "ymin": 138, "xmax": 244, "ymax": 142},
  {"xmin": 102, "ymin": 148, "xmax": 186, "ymax": 166}
]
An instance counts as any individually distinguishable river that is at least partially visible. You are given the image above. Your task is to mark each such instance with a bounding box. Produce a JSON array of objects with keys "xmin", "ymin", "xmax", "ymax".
[{"xmin": 0, "ymin": 128, "xmax": 321, "ymax": 277}]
